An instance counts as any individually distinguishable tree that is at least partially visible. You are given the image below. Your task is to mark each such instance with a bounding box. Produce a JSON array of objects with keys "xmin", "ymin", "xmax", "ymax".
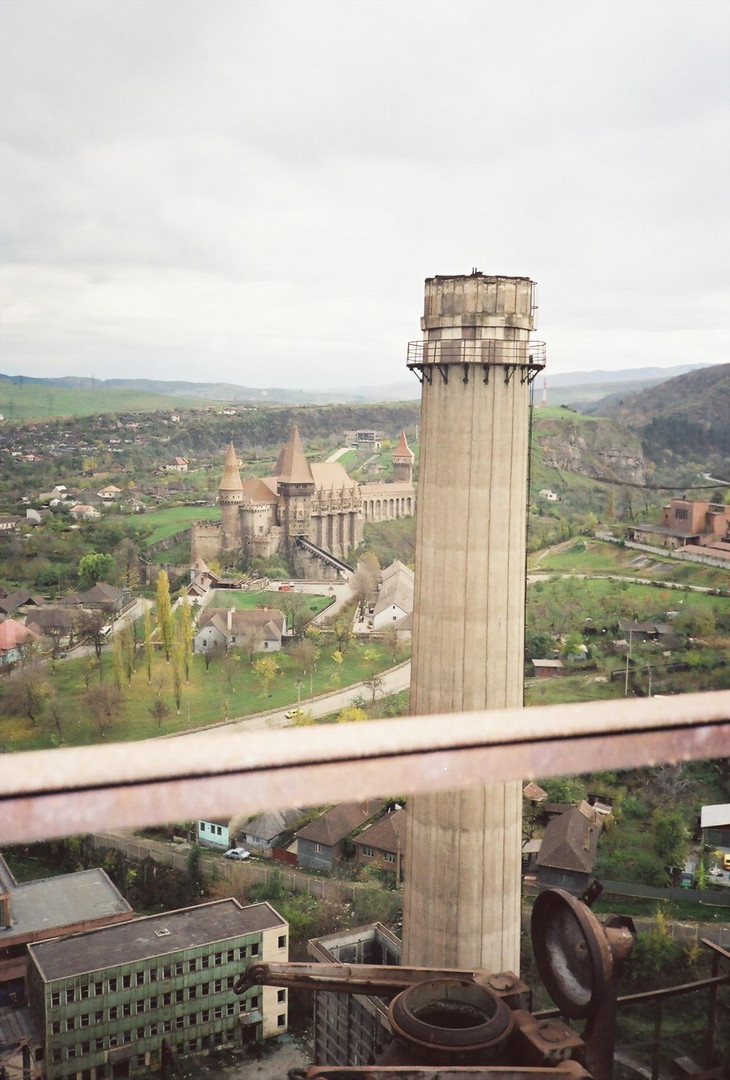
[
  {"xmin": 333, "ymin": 616, "xmax": 354, "ymax": 652},
  {"xmin": 277, "ymin": 593, "xmax": 312, "ymax": 639},
  {"xmin": 337, "ymin": 705, "xmax": 367, "ymax": 724},
  {"xmin": 114, "ymin": 537, "xmax": 140, "ymax": 589},
  {"xmin": 86, "ymin": 683, "xmax": 124, "ymax": 737},
  {"xmin": 171, "ymin": 642, "xmax": 184, "ymax": 714},
  {"xmin": 143, "ymin": 607, "xmax": 153, "ymax": 684},
  {"xmin": 290, "ymin": 639, "xmax": 318, "ymax": 679},
  {"xmin": 252, "ymin": 656, "xmax": 279, "ymax": 694},
  {"xmin": 112, "ymin": 632, "xmax": 124, "ymax": 690},
  {"xmin": 653, "ymin": 809, "xmax": 689, "ymax": 871},
  {"xmin": 78, "ymin": 552, "xmax": 116, "ymax": 590},
  {"xmin": 177, "ymin": 595, "xmax": 194, "ymax": 682},
  {"xmin": 150, "ymin": 698, "xmax": 171, "ymax": 730},
  {"xmin": 352, "ymin": 553, "xmax": 380, "ymax": 616},
  {"xmin": 120, "ymin": 624, "xmax": 135, "ymax": 685},
  {"xmin": 2, "ymin": 665, "xmax": 51, "ymax": 726},
  {"xmin": 76, "ymin": 609, "xmax": 107, "ymax": 661},
  {"xmin": 155, "ymin": 571, "xmax": 174, "ymax": 661}
]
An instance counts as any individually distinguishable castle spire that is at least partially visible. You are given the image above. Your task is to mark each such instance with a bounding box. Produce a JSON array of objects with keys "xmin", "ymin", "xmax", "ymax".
[
  {"xmin": 393, "ymin": 429, "xmax": 415, "ymax": 460},
  {"xmin": 219, "ymin": 442, "xmax": 243, "ymax": 494},
  {"xmin": 274, "ymin": 424, "xmax": 314, "ymax": 485}
]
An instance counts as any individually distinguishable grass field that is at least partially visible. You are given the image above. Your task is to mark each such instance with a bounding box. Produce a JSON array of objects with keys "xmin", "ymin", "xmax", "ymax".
[
  {"xmin": 0, "ymin": 636, "xmax": 403, "ymax": 751},
  {"xmin": 0, "ymin": 382, "xmax": 203, "ymax": 420},
  {"xmin": 531, "ymin": 537, "xmax": 730, "ymax": 590},
  {"xmin": 142, "ymin": 505, "xmax": 219, "ymax": 545},
  {"xmin": 208, "ymin": 589, "xmax": 333, "ymax": 618}
]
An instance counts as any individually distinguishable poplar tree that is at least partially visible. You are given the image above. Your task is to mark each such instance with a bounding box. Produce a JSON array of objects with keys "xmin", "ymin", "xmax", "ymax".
[
  {"xmin": 177, "ymin": 591, "xmax": 194, "ymax": 683},
  {"xmin": 144, "ymin": 608, "xmax": 153, "ymax": 684},
  {"xmin": 155, "ymin": 571, "xmax": 174, "ymax": 662}
]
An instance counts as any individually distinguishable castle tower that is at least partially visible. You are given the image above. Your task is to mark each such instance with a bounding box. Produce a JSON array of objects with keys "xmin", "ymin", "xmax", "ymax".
[
  {"xmin": 274, "ymin": 424, "xmax": 315, "ymax": 551},
  {"xmin": 218, "ymin": 441, "xmax": 243, "ymax": 553},
  {"xmin": 391, "ymin": 429, "xmax": 415, "ymax": 484},
  {"xmin": 402, "ymin": 272, "xmax": 545, "ymax": 972}
]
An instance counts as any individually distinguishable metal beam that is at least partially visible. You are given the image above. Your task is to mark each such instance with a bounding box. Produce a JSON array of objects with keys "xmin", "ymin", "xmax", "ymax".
[{"xmin": 0, "ymin": 690, "xmax": 728, "ymax": 843}]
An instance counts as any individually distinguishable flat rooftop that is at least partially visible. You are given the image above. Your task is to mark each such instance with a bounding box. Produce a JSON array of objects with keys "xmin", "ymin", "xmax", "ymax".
[
  {"xmin": 29, "ymin": 900, "xmax": 284, "ymax": 982},
  {"xmin": 0, "ymin": 855, "xmax": 131, "ymax": 942}
]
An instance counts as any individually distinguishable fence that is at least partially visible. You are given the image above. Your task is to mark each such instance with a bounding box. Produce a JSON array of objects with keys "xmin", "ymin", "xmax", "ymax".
[{"xmin": 90, "ymin": 833, "xmax": 363, "ymax": 906}]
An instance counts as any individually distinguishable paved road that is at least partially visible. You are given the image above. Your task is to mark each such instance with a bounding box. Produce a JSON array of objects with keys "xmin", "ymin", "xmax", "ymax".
[{"xmin": 167, "ymin": 660, "xmax": 412, "ymax": 737}]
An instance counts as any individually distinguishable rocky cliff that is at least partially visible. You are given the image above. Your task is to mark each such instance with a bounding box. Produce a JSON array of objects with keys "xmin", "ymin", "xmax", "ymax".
[{"xmin": 535, "ymin": 415, "xmax": 645, "ymax": 483}]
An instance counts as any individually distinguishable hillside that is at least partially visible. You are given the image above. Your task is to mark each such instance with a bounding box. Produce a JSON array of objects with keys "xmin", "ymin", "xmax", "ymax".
[{"xmin": 589, "ymin": 363, "xmax": 730, "ymax": 480}]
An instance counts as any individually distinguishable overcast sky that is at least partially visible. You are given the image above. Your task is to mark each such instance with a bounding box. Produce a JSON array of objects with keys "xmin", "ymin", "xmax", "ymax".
[{"xmin": 1, "ymin": 0, "xmax": 729, "ymax": 390}]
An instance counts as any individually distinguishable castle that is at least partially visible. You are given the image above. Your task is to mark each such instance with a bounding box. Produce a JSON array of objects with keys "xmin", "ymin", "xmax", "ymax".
[{"xmin": 192, "ymin": 425, "xmax": 415, "ymax": 578}]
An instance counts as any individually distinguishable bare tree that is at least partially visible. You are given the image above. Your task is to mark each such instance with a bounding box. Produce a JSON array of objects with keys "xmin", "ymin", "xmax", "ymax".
[{"xmin": 86, "ymin": 683, "xmax": 125, "ymax": 737}]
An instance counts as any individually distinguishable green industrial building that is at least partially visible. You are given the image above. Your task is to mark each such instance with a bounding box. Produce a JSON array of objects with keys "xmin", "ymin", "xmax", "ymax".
[{"xmin": 26, "ymin": 898, "xmax": 288, "ymax": 1079}]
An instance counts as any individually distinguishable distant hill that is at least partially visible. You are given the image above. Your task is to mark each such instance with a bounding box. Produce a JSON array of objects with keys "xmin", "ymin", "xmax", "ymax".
[
  {"xmin": 589, "ymin": 363, "xmax": 730, "ymax": 466},
  {"xmin": 0, "ymin": 362, "xmax": 716, "ymax": 418}
]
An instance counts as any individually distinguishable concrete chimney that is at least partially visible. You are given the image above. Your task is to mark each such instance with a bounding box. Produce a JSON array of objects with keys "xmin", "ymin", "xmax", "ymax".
[{"xmin": 402, "ymin": 272, "xmax": 545, "ymax": 972}]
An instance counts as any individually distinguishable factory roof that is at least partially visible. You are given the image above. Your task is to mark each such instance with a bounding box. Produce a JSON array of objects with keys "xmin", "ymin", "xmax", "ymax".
[
  {"xmin": 0, "ymin": 855, "xmax": 131, "ymax": 944},
  {"xmin": 28, "ymin": 899, "xmax": 285, "ymax": 982}
]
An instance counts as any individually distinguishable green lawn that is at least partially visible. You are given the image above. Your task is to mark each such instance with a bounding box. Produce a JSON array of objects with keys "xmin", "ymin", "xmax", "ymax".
[
  {"xmin": 208, "ymin": 589, "xmax": 333, "ymax": 618},
  {"xmin": 531, "ymin": 538, "xmax": 730, "ymax": 590},
  {"xmin": 142, "ymin": 505, "xmax": 219, "ymax": 545},
  {"xmin": 1, "ymin": 637, "xmax": 403, "ymax": 751}
]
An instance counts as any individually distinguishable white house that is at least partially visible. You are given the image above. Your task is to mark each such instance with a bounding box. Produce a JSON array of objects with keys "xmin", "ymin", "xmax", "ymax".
[
  {"xmin": 197, "ymin": 818, "xmax": 230, "ymax": 850},
  {"xmin": 372, "ymin": 560, "xmax": 414, "ymax": 631},
  {"xmin": 193, "ymin": 607, "xmax": 285, "ymax": 655}
]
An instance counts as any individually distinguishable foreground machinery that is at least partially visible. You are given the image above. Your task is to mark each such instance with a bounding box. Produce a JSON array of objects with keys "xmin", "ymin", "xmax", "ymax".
[{"xmin": 235, "ymin": 889, "xmax": 634, "ymax": 1079}]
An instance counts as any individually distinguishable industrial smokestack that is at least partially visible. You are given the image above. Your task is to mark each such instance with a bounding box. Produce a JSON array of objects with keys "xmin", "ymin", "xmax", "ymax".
[{"xmin": 402, "ymin": 273, "xmax": 545, "ymax": 972}]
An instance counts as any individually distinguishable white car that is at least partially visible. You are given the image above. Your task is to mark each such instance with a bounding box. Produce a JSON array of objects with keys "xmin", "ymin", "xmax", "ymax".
[{"xmin": 223, "ymin": 847, "xmax": 250, "ymax": 861}]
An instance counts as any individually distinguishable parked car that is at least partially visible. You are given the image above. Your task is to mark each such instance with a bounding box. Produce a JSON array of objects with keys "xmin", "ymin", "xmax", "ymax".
[
  {"xmin": 723, "ymin": 853, "xmax": 730, "ymax": 872},
  {"xmin": 285, "ymin": 708, "xmax": 304, "ymax": 721},
  {"xmin": 223, "ymin": 847, "xmax": 251, "ymax": 860},
  {"xmin": 278, "ymin": 583, "xmax": 293, "ymax": 591}
]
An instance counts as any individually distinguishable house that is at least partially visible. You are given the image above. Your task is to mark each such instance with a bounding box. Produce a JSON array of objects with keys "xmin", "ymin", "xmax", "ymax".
[
  {"xmin": 293, "ymin": 802, "xmax": 384, "ymax": 871},
  {"xmin": 97, "ymin": 485, "xmax": 122, "ymax": 501},
  {"xmin": 0, "ymin": 516, "xmax": 21, "ymax": 534},
  {"xmin": 25, "ymin": 606, "xmax": 78, "ymax": 647},
  {"xmin": 163, "ymin": 458, "xmax": 189, "ymax": 473},
  {"xmin": 193, "ymin": 607, "xmax": 285, "ymax": 655},
  {"xmin": 197, "ymin": 818, "xmax": 231, "ymax": 850},
  {"xmin": 536, "ymin": 801, "xmax": 604, "ymax": 895},
  {"xmin": 0, "ymin": 590, "xmax": 45, "ymax": 616},
  {"xmin": 0, "ymin": 620, "xmax": 41, "ymax": 665},
  {"xmin": 230, "ymin": 808, "xmax": 307, "ymax": 854},
  {"xmin": 371, "ymin": 561, "xmax": 414, "ymax": 631},
  {"xmin": 700, "ymin": 804, "xmax": 730, "ymax": 850},
  {"xmin": 539, "ymin": 489, "xmax": 559, "ymax": 502},
  {"xmin": 531, "ymin": 658, "xmax": 564, "ymax": 679},
  {"xmin": 25, "ymin": 899, "xmax": 289, "ymax": 1079},
  {"xmin": 0, "ymin": 854, "xmax": 133, "ymax": 1007},
  {"xmin": 69, "ymin": 504, "xmax": 101, "ymax": 521},
  {"xmin": 25, "ymin": 508, "xmax": 53, "ymax": 525},
  {"xmin": 353, "ymin": 808, "xmax": 405, "ymax": 880},
  {"xmin": 77, "ymin": 582, "xmax": 128, "ymax": 613}
]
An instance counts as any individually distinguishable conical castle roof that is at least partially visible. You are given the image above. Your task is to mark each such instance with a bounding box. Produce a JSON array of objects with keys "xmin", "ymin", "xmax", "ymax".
[
  {"xmin": 393, "ymin": 430, "xmax": 415, "ymax": 460},
  {"xmin": 274, "ymin": 425, "xmax": 314, "ymax": 485},
  {"xmin": 219, "ymin": 442, "xmax": 243, "ymax": 493}
]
